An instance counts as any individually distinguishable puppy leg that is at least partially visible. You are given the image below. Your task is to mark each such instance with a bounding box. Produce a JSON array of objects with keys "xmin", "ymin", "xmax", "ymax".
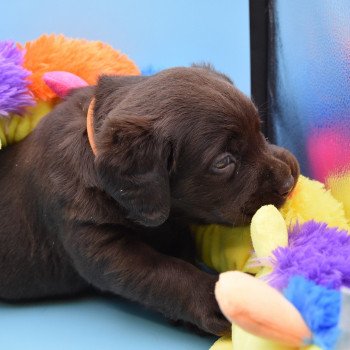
[
  {"xmin": 62, "ymin": 224, "xmax": 230, "ymax": 336},
  {"xmin": 141, "ymin": 221, "xmax": 197, "ymax": 264}
]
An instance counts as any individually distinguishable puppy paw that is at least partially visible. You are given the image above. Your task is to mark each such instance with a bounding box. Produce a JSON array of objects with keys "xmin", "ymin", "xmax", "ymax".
[
  {"xmin": 197, "ymin": 310, "xmax": 231, "ymax": 336},
  {"xmin": 169, "ymin": 311, "xmax": 230, "ymax": 337},
  {"xmin": 189, "ymin": 276, "xmax": 231, "ymax": 336}
]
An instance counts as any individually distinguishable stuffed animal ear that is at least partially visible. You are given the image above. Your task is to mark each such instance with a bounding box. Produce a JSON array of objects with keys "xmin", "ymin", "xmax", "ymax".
[
  {"xmin": 250, "ymin": 205, "xmax": 288, "ymax": 258},
  {"xmin": 43, "ymin": 71, "xmax": 88, "ymax": 98},
  {"xmin": 95, "ymin": 114, "xmax": 172, "ymax": 227}
]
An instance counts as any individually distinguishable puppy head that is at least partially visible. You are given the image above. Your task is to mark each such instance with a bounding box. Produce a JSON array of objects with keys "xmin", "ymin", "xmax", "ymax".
[{"xmin": 94, "ymin": 66, "xmax": 299, "ymax": 227}]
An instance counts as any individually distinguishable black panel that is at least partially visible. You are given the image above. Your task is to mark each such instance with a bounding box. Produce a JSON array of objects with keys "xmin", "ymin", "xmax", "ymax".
[{"xmin": 249, "ymin": 0, "xmax": 275, "ymax": 141}]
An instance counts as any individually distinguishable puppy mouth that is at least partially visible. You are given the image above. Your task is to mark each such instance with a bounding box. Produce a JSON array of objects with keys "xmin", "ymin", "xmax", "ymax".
[
  {"xmin": 241, "ymin": 208, "xmax": 256, "ymax": 217},
  {"xmin": 238, "ymin": 213, "xmax": 254, "ymax": 225},
  {"xmin": 241, "ymin": 196, "xmax": 287, "ymax": 219}
]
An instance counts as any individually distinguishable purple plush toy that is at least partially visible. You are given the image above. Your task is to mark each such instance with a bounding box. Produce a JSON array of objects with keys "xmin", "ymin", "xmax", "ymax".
[
  {"xmin": 270, "ymin": 221, "xmax": 350, "ymax": 291},
  {"xmin": 0, "ymin": 41, "xmax": 34, "ymax": 117},
  {"xmin": 266, "ymin": 221, "xmax": 350, "ymax": 349}
]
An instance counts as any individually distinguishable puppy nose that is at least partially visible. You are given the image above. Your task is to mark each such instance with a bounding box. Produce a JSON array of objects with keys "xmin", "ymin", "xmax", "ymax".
[{"xmin": 278, "ymin": 175, "xmax": 295, "ymax": 197}]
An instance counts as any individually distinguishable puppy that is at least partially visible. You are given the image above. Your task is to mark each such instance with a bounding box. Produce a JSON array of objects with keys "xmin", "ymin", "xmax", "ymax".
[{"xmin": 0, "ymin": 66, "xmax": 299, "ymax": 335}]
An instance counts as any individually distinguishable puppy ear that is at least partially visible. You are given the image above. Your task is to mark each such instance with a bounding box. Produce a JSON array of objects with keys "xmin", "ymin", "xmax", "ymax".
[
  {"xmin": 95, "ymin": 115, "xmax": 172, "ymax": 227},
  {"xmin": 191, "ymin": 63, "xmax": 234, "ymax": 85}
]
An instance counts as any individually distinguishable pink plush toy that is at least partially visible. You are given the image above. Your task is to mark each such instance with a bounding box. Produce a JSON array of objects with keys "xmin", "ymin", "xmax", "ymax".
[{"xmin": 43, "ymin": 71, "xmax": 88, "ymax": 98}]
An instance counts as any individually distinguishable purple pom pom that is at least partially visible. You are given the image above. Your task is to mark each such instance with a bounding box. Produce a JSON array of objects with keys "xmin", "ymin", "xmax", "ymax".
[
  {"xmin": 0, "ymin": 41, "xmax": 35, "ymax": 117},
  {"xmin": 269, "ymin": 221, "xmax": 350, "ymax": 290}
]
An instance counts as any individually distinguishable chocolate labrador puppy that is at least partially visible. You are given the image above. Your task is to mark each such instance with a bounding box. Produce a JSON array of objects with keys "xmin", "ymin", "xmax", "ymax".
[{"xmin": 0, "ymin": 65, "xmax": 299, "ymax": 335}]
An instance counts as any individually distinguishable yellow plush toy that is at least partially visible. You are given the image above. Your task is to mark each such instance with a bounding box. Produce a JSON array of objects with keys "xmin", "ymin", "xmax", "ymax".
[
  {"xmin": 194, "ymin": 175, "xmax": 349, "ymax": 275},
  {"xmin": 211, "ymin": 206, "xmax": 317, "ymax": 350},
  {"xmin": 0, "ymin": 102, "xmax": 52, "ymax": 147}
]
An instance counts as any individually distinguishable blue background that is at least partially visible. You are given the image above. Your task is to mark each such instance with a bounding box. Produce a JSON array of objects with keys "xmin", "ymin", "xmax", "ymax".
[
  {"xmin": 1, "ymin": 0, "xmax": 250, "ymax": 95},
  {"xmin": 0, "ymin": 1, "xmax": 250, "ymax": 349}
]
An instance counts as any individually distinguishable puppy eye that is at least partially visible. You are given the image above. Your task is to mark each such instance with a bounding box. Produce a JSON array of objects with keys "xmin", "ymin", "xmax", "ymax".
[{"xmin": 212, "ymin": 153, "xmax": 236, "ymax": 173}]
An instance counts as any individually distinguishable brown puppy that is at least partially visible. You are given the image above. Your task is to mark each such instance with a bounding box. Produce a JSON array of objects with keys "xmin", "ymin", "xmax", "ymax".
[{"xmin": 0, "ymin": 66, "xmax": 299, "ymax": 335}]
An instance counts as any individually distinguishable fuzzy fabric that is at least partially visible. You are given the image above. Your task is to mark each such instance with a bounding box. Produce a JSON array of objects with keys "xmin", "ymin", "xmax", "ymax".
[
  {"xmin": 0, "ymin": 101, "xmax": 52, "ymax": 148},
  {"xmin": 284, "ymin": 276, "xmax": 340, "ymax": 350},
  {"xmin": 22, "ymin": 34, "xmax": 140, "ymax": 101},
  {"xmin": 0, "ymin": 41, "xmax": 34, "ymax": 117},
  {"xmin": 269, "ymin": 221, "xmax": 350, "ymax": 290},
  {"xmin": 280, "ymin": 175, "xmax": 349, "ymax": 231}
]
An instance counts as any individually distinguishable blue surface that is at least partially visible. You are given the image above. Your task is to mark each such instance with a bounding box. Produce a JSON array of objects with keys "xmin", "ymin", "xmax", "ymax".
[
  {"xmin": 1, "ymin": 1, "xmax": 250, "ymax": 349},
  {"xmin": 0, "ymin": 296, "xmax": 217, "ymax": 350}
]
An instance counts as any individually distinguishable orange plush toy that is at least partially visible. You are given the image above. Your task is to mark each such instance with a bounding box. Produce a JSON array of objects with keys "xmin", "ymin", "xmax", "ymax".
[
  {"xmin": 22, "ymin": 34, "xmax": 140, "ymax": 102},
  {"xmin": 0, "ymin": 34, "xmax": 140, "ymax": 148}
]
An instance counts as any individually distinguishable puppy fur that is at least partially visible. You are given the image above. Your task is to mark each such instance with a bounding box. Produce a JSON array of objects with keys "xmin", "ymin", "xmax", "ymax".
[{"xmin": 0, "ymin": 66, "xmax": 299, "ymax": 335}]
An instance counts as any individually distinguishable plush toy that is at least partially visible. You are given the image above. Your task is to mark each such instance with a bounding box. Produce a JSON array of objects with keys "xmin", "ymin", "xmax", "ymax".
[
  {"xmin": 194, "ymin": 175, "xmax": 350, "ymax": 276},
  {"xmin": 215, "ymin": 271, "xmax": 312, "ymax": 347},
  {"xmin": 21, "ymin": 34, "xmax": 140, "ymax": 102},
  {"xmin": 0, "ymin": 41, "xmax": 34, "ymax": 147},
  {"xmin": 0, "ymin": 34, "xmax": 140, "ymax": 148},
  {"xmin": 0, "ymin": 41, "xmax": 34, "ymax": 116},
  {"xmin": 193, "ymin": 175, "xmax": 350, "ymax": 349},
  {"xmin": 211, "ymin": 204, "xmax": 350, "ymax": 350},
  {"xmin": 43, "ymin": 71, "xmax": 89, "ymax": 98}
]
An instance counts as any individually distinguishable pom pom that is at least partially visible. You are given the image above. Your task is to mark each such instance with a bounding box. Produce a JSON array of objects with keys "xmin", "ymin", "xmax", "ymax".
[
  {"xmin": 284, "ymin": 276, "xmax": 340, "ymax": 350},
  {"xmin": 269, "ymin": 221, "xmax": 350, "ymax": 290},
  {"xmin": 22, "ymin": 34, "xmax": 140, "ymax": 101},
  {"xmin": 0, "ymin": 41, "xmax": 34, "ymax": 116}
]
